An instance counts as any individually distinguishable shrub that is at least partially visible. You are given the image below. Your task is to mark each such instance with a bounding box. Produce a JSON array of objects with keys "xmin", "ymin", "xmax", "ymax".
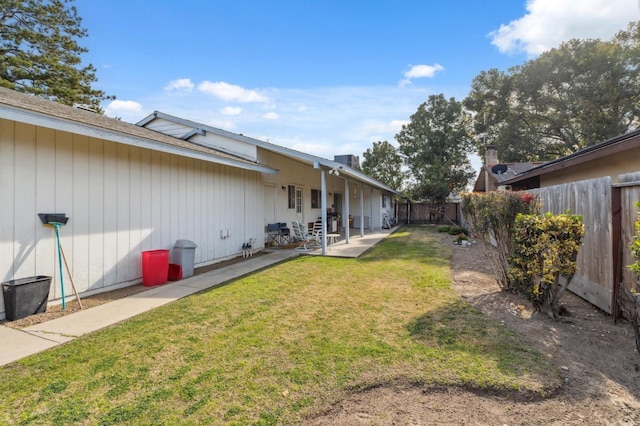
[
  {"xmin": 509, "ymin": 211, "xmax": 584, "ymax": 320},
  {"xmin": 461, "ymin": 192, "xmax": 539, "ymax": 290},
  {"xmin": 447, "ymin": 226, "xmax": 469, "ymax": 236},
  {"xmin": 454, "ymin": 233, "xmax": 468, "ymax": 244},
  {"xmin": 437, "ymin": 226, "xmax": 451, "ymax": 233}
]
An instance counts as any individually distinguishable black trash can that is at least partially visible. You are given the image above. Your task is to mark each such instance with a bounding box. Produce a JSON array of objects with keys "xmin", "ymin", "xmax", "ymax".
[{"xmin": 2, "ymin": 276, "xmax": 52, "ymax": 321}]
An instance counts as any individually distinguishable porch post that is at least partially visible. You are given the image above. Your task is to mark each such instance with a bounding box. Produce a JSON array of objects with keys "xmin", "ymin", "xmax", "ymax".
[
  {"xmin": 344, "ymin": 179, "xmax": 350, "ymax": 244},
  {"xmin": 359, "ymin": 183, "xmax": 364, "ymax": 236},
  {"xmin": 370, "ymin": 187, "xmax": 374, "ymax": 231},
  {"xmin": 321, "ymin": 169, "xmax": 327, "ymax": 254}
]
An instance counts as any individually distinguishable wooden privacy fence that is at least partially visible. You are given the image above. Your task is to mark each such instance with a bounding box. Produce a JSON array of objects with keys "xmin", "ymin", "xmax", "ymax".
[
  {"xmin": 397, "ymin": 202, "xmax": 460, "ymax": 225},
  {"xmin": 532, "ymin": 172, "xmax": 640, "ymax": 315}
]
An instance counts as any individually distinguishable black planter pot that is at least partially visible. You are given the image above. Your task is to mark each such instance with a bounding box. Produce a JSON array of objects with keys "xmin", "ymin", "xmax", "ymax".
[{"xmin": 2, "ymin": 276, "xmax": 52, "ymax": 321}]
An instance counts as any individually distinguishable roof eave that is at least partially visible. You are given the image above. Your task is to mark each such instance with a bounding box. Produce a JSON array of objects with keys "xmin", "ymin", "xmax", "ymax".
[
  {"xmin": 140, "ymin": 111, "xmax": 400, "ymax": 194},
  {"xmin": 0, "ymin": 105, "xmax": 278, "ymax": 175}
]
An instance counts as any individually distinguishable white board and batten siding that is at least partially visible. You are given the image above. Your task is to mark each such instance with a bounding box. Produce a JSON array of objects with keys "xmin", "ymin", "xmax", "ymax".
[
  {"xmin": 533, "ymin": 177, "xmax": 614, "ymax": 313},
  {"xmin": 0, "ymin": 119, "xmax": 263, "ymax": 315}
]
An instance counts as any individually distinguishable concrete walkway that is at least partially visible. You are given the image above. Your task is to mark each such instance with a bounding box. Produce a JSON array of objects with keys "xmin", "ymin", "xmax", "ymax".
[
  {"xmin": 0, "ymin": 227, "xmax": 395, "ymax": 367},
  {"xmin": 0, "ymin": 250, "xmax": 298, "ymax": 367}
]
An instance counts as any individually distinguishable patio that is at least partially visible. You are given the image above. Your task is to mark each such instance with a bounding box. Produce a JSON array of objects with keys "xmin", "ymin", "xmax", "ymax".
[{"xmin": 275, "ymin": 226, "xmax": 399, "ymax": 258}]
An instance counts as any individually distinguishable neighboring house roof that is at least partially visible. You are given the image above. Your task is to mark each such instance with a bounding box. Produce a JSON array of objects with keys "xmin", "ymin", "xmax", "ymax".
[
  {"xmin": 501, "ymin": 128, "xmax": 640, "ymax": 187},
  {"xmin": 138, "ymin": 111, "xmax": 401, "ymax": 195},
  {"xmin": 0, "ymin": 87, "xmax": 277, "ymax": 174},
  {"xmin": 473, "ymin": 161, "xmax": 543, "ymax": 192}
]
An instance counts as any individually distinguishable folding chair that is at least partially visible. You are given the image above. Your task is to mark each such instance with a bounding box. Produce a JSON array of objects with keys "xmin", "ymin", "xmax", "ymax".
[{"xmin": 278, "ymin": 222, "xmax": 291, "ymax": 245}]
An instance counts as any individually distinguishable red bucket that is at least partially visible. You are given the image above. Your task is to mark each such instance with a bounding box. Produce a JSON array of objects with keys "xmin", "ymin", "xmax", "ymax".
[
  {"xmin": 141, "ymin": 250, "xmax": 169, "ymax": 286},
  {"xmin": 168, "ymin": 264, "xmax": 182, "ymax": 281}
]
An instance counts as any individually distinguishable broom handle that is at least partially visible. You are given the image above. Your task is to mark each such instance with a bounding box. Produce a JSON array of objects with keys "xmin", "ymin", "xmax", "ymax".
[
  {"xmin": 54, "ymin": 225, "xmax": 66, "ymax": 310},
  {"xmin": 59, "ymin": 242, "xmax": 83, "ymax": 309}
]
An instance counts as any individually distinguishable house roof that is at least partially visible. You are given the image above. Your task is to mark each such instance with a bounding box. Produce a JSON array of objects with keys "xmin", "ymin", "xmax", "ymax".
[
  {"xmin": 501, "ymin": 128, "xmax": 640, "ymax": 186},
  {"xmin": 0, "ymin": 87, "xmax": 277, "ymax": 174},
  {"xmin": 138, "ymin": 111, "xmax": 401, "ymax": 195}
]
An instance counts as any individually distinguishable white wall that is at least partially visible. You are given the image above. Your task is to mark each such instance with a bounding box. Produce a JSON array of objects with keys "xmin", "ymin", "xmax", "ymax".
[
  {"xmin": 258, "ymin": 149, "xmax": 382, "ymax": 232},
  {"xmin": 0, "ymin": 119, "xmax": 263, "ymax": 316}
]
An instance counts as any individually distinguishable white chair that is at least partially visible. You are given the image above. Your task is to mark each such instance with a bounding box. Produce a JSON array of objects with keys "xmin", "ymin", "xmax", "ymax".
[{"xmin": 292, "ymin": 220, "xmax": 319, "ymax": 251}]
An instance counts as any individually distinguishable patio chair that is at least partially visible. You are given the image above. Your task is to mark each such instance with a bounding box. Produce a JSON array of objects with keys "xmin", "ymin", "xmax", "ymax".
[
  {"xmin": 292, "ymin": 220, "xmax": 319, "ymax": 251},
  {"xmin": 278, "ymin": 222, "xmax": 291, "ymax": 245},
  {"xmin": 310, "ymin": 219, "xmax": 324, "ymax": 242}
]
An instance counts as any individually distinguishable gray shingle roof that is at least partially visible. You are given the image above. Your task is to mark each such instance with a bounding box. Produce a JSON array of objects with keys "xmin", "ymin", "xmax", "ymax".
[{"xmin": 0, "ymin": 87, "xmax": 276, "ymax": 173}]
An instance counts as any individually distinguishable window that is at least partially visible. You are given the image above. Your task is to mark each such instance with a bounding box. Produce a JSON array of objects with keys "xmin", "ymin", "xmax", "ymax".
[
  {"xmin": 296, "ymin": 188, "xmax": 302, "ymax": 213},
  {"xmin": 288, "ymin": 185, "xmax": 296, "ymax": 209},
  {"xmin": 311, "ymin": 189, "xmax": 321, "ymax": 209},
  {"xmin": 382, "ymin": 195, "xmax": 387, "ymax": 208}
]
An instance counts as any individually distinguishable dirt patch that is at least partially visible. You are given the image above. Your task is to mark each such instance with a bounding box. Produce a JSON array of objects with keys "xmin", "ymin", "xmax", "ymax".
[
  {"xmin": 309, "ymin": 233, "xmax": 640, "ymax": 425},
  {"xmin": 2, "ymin": 251, "xmax": 267, "ymax": 329}
]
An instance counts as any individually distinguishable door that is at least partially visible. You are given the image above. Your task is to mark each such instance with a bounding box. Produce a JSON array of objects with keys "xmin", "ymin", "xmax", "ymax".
[
  {"xmin": 263, "ymin": 185, "xmax": 276, "ymax": 227},
  {"xmin": 295, "ymin": 187, "xmax": 304, "ymax": 224},
  {"xmin": 333, "ymin": 193, "xmax": 343, "ymax": 227}
]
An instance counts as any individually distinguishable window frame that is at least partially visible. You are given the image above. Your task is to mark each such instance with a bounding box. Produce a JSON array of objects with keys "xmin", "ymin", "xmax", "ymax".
[{"xmin": 310, "ymin": 188, "xmax": 322, "ymax": 209}]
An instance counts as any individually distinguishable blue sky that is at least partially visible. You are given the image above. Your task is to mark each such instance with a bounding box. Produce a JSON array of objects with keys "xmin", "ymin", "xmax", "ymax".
[{"xmin": 74, "ymin": 0, "xmax": 636, "ymax": 172}]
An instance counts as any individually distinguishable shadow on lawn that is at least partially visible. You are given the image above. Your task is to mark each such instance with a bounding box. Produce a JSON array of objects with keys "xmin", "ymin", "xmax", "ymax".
[{"xmin": 406, "ymin": 299, "xmax": 562, "ymax": 398}]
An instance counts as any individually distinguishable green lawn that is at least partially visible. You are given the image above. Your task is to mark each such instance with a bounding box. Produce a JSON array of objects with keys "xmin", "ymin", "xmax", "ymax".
[{"xmin": 0, "ymin": 226, "xmax": 559, "ymax": 425}]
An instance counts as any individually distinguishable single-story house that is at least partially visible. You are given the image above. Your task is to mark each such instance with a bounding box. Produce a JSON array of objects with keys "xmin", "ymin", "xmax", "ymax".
[
  {"xmin": 0, "ymin": 87, "xmax": 398, "ymax": 319},
  {"xmin": 501, "ymin": 129, "xmax": 640, "ymax": 316}
]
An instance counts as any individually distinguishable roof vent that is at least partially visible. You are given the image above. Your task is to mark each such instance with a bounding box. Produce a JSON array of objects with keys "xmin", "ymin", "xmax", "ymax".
[{"xmin": 74, "ymin": 104, "xmax": 98, "ymax": 113}]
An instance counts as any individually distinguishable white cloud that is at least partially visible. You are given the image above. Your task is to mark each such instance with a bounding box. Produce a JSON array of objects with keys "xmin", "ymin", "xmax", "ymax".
[
  {"xmin": 119, "ymin": 84, "xmax": 437, "ymax": 162},
  {"xmin": 404, "ymin": 64, "xmax": 445, "ymax": 79},
  {"xmin": 390, "ymin": 119, "xmax": 409, "ymax": 131},
  {"xmin": 205, "ymin": 117, "xmax": 237, "ymax": 130},
  {"xmin": 362, "ymin": 119, "xmax": 408, "ymax": 135},
  {"xmin": 489, "ymin": 0, "xmax": 635, "ymax": 56},
  {"xmin": 164, "ymin": 78, "xmax": 194, "ymax": 92},
  {"xmin": 104, "ymin": 100, "xmax": 143, "ymax": 117},
  {"xmin": 198, "ymin": 81, "xmax": 269, "ymax": 103},
  {"xmin": 221, "ymin": 106, "xmax": 242, "ymax": 116},
  {"xmin": 263, "ymin": 112, "xmax": 279, "ymax": 120},
  {"xmin": 400, "ymin": 64, "xmax": 444, "ymax": 87}
]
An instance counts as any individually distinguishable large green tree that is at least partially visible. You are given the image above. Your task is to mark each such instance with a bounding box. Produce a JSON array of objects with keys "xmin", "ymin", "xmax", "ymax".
[
  {"xmin": 396, "ymin": 94, "xmax": 475, "ymax": 203},
  {"xmin": 360, "ymin": 140, "xmax": 405, "ymax": 190},
  {"xmin": 464, "ymin": 22, "xmax": 640, "ymax": 162},
  {"xmin": 0, "ymin": 0, "xmax": 112, "ymax": 110}
]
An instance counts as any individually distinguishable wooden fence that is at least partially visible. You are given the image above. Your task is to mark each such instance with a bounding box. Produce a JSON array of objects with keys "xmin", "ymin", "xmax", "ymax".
[
  {"xmin": 532, "ymin": 172, "xmax": 640, "ymax": 315},
  {"xmin": 397, "ymin": 202, "xmax": 460, "ymax": 225}
]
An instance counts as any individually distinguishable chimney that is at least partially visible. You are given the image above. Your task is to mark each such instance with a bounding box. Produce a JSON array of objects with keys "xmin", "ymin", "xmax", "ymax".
[
  {"xmin": 485, "ymin": 146, "xmax": 498, "ymax": 167},
  {"xmin": 484, "ymin": 146, "xmax": 498, "ymax": 192}
]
